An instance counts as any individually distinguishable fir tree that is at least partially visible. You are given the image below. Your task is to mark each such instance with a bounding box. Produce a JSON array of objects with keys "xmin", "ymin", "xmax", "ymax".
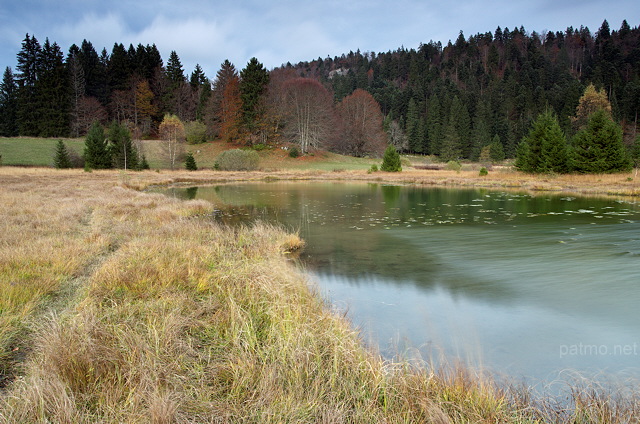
[
  {"xmin": 380, "ymin": 145, "xmax": 402, "ymax": 172},
  {"xmin": 184, "ymin": 151, "xmax": 198, "ymax": 171},
  {"xmin": 53, "ymin": 139, "xmax": 72, "ymax": 169},
  {"xmin": 571, "ymin": 109, "xmax": 632, "ymax": 173},
  {"xmin": 84, "ymin": 121, "xmax": 111, "ymax": 169}
]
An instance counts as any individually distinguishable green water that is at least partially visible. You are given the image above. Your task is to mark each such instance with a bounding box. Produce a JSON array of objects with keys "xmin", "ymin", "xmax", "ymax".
[{"xmin": 165, "ymin": 182, "xmax": 640, "ymax": 387}]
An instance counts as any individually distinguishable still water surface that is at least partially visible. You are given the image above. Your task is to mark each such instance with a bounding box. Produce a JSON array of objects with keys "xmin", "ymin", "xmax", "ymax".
[{"xmin": 166, "ymin": 182, "xmax": 640, "ymax": 387}]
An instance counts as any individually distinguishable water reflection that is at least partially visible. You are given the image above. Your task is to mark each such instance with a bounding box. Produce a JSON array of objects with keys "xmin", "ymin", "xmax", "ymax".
[{"xmin": 162, "ymin": 182, "xmax": 640, "ymax": 387}]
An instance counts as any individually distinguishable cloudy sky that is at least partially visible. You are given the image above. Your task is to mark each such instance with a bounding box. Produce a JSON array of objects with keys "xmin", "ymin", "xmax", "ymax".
[{"xmin": 1, "ymin": 0, "xmax": 638, "ymax": 78}]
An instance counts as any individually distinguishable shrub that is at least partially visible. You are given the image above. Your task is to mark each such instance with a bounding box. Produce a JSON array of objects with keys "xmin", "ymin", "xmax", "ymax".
[
  {"xmin": 184, "ymin": 121, "xmax": 207, "ymax": 144},
  {"xmin": 380, "ymin": 145, "xmax": 402, "ymax": 172},
  {"xmin": 215, "ymin": 149, "xmax": 259, "ymax": 171},
  {"xmin": 445, "ymin": 160, "xmax": 462, "ymax": 172},
  {"xmin": 288, "ymin": 147, "xmax": 300, "ymax": 158},
  {"xmin": 370, "ymin": 164, "xmax": 378, "ymax": 172},
  {"xmin": 252, "ymin": 143, "xmax": 269, "ymax": 151},
  {"xmin": 479, "ymin": 167, "xmax": 488, "ymax": 176}
]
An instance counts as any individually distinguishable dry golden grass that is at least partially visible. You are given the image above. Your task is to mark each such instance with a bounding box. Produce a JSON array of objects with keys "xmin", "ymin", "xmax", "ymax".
[{"xmin": 0, "ymin": 167, "xmax": 638, "ymax": 423}]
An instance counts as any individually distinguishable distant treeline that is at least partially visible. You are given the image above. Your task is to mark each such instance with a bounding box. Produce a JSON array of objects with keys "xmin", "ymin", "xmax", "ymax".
[{"xmin": 0, "ymin": 19, "xmax": 639, "ymax": 161}]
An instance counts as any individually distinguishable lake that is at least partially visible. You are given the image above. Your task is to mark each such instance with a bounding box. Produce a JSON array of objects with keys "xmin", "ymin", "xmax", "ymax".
[{"xmin": 164, "ymin": 182, "xmax": 640, "ymax": 389}]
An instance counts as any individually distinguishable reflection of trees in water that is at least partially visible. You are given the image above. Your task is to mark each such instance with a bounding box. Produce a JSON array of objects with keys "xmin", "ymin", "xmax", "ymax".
[{"xmin": 163, "ymin": 183, "xmax": 639, "ymax": 305}]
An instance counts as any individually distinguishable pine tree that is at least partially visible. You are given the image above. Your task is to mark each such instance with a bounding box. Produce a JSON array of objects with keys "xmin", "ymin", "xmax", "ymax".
[
  {"xmin": 166, "ymin": 51, "xmax": 185, "ymax": 86},
  {"xmin": 84, "ymin": 121, "xmax": 111, "ymax": 169},
  {"xmin": 53, "ymin": 139, "xmax": 72, "ymax": 169},
  {"xmin": 239, "ymin": 57, "xmax": 269, "ymax": 137},
  {"xmin": 572, "ymin": 109, "xmax": 631, "ymax": 173},
  {"xmin": 0, "ymin": 67, "xmax": 18, "ymax": 136},
  {"xmin": 184, "ymin": 151, "xmax": 198, "ymax": 171},
  {"xmin": 380, "ymin": 145, "xmax": 402, "ymax": 172}
]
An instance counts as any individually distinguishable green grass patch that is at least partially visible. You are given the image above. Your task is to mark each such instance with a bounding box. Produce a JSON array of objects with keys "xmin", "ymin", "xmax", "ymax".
[{"xmin": 0, "ymin": 138, "xmax": 85, "ymax": 167}]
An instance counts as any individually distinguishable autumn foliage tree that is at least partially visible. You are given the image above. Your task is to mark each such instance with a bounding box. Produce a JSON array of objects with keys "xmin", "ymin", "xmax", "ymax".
[
  {"xmin": 159, "ymin": 114, "xmax": 185, "ymax": 170},
  {"xmin": 334, "ymin": 89, "xmax": 387, "ymax": 157},
  {"xmin": 572, "ymin": 83, "xmax": 612, "ymax": 132},
  {"xmin": 280, "ymin": 78, "xmax": 337, "ymax": 154},
  {"xmin": 218, "ymin": 75, "xmax": 242, "ymax": 143}
]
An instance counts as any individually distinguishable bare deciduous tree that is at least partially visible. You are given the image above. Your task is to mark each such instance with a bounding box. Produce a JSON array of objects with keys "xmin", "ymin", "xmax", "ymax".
[
  {"xmin": 334, "ymin": 89, "xmax": 387, "ymax": 157},
  {"xmin": 279, "ymin": 78, "xmax": 337, "ymax": 154},
  {"xmin": 159, "ymin": 114, "xmax": 185, "ymax": 170}
]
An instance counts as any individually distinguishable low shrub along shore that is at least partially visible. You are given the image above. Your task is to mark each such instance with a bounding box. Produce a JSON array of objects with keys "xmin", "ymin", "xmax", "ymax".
[{"xmin": 0, "ymin": 167, "xmax": 639, "ymax": 423}]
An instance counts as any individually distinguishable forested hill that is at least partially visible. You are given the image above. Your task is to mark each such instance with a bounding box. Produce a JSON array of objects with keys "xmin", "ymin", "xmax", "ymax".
[
  {"xmin": 0, "ymin": 19, "xmax": 638, "ymax": 162},
  {"xmin": 280, "ymin": 19, "xmax": 640, "ymax": 159}
]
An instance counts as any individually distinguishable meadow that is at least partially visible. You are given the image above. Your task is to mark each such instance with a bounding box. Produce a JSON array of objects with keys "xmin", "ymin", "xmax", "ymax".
[{"xmin": 0, "ymin": 167, "xmax": 638, "ymax": 422}]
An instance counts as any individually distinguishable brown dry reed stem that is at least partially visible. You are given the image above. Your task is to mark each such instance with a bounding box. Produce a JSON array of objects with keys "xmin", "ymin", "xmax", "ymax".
[{"xmin": 0, "ymin": 167, "xmax": 638, "ymax": 423}]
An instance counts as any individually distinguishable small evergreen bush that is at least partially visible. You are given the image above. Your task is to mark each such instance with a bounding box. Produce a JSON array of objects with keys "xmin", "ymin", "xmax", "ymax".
[
  {"xmin": 370, "ymin": 164, "xmax": 378, "ymax": 172},
  {"xmin": 53, "ymin": 139, "xmax": 72, "ymax": 169},
  {"xmin": 185, "ymin": 152, "xmax": 198, "ymax": 171},
  {"xmin": 216, "ymin": 149, "xmax": 259, "ymax": 171},
  {"xmin": 288, "ymin": 147, "xmax": 300, "ymax": 158},
  {"xmin": 380, "ymin": 145, "xmax": 401, "ymax": 172},
  {"xmin": 479, "ymin": 167, "xmax": 488, "ymax": 176}
]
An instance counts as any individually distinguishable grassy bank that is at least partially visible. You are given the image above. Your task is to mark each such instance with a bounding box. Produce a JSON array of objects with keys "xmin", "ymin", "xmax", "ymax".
[
  {"xmin": 0, "ymin": 137, "xmax": 379, "ymax": 171},
  {"xmin": 0, "ymin": 168, "xmax": 638, "ymax": 423}
]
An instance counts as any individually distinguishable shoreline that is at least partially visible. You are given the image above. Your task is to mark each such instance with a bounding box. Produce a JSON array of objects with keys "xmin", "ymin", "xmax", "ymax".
[{"xmin": 1, "ymin": 167, "xmax": 639, "ymax": 422}]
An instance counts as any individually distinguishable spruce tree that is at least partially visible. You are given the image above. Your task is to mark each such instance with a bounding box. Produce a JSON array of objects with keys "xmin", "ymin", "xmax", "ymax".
[
  {"xmin": 239, "ymin": 58, "xmax": 269, "ymax": 136},
  {"xmin": 53, "ymin": 139, "xmax": 72, "ymax": 169},
  {"xmin": 84, "ymin": 121, "xmax": 111, "ymax": 169},
  {"xmin": 16, "ymin": 34, "xmax": 42, "ymax": 136},
  {"xmin": 380, "ymin": 145, "xmax": 402, "ymax": 172},
  {"xmin": 184, "ymin": 151, "xmax": 198, "ymax": 171},
  {"xmin": 571, "ymin": 109, "xmax": 631, "ymax": 173},
  {"xmin": 516, "ymin": 110, "xmax": 569, "ymax": 173}
]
